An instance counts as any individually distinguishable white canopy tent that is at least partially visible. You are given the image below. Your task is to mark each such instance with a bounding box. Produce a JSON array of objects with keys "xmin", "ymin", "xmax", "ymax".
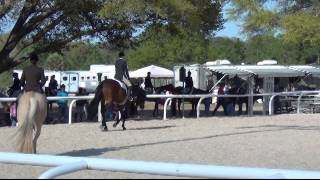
[{"xmin": 130, "ymin": 65, "xmax": 174, "ymax": 79}]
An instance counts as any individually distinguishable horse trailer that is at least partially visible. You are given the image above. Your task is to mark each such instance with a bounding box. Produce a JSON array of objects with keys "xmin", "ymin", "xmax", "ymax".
[{"xmin": 174, "ymin": 64, "xmax": 212, "ymax": 91}]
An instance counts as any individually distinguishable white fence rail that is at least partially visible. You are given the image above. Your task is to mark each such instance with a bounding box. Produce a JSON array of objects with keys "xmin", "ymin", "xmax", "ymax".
[
  {"xmin": 1, "ymin": 90, "xmax": 320, "ymax": 123},
  {"xmin": 0, "ymin": 152, "xmax": 320, "ymax": 179}
]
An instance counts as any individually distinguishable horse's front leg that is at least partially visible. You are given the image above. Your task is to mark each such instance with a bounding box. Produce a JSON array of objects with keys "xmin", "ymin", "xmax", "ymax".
[
  {"xmin": 153, "ymin": 101, "xmax": 158, "ymax": 117},
  {"xmin": 139, "ymin": 103, "xmax": 144, "ymax": 118}
]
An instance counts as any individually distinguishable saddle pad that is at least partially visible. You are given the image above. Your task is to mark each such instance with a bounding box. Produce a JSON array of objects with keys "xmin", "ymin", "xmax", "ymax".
[{"xmin": 110, "ymin": 78, "xmax": 127, "ymax": 94}]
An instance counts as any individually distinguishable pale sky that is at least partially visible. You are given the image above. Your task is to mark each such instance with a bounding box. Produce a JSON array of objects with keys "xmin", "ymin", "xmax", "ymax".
[{"xmin": 216, "ymin": 20, "xmax": 242, "ymax": 39}]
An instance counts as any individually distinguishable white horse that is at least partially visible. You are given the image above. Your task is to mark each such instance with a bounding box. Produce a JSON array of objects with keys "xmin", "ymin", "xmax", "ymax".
[{"xmin": 16, "ymin": 92, "xmax": 47, "ymax": 154}]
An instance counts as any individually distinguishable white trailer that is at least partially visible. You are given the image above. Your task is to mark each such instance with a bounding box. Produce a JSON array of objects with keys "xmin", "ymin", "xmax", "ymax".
[
  {"xmin": 60, "ymin": 72, "xmax": 79, "ymax": 93},
  {"xmin": 174, "ymin": 64, "xmax": 211, "ymax": 91},
  {"xmin": 13, "ymin": 64, "xmax": 116, "ymax": 94},
  {"xmin": 77, "ymin": 71, "xmax": 99, "ymax": 93}
]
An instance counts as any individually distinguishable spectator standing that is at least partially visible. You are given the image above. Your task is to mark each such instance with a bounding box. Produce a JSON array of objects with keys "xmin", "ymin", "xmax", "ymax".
[
  {"xmin": 212, "ymin": 83, "xmax": 226, "ymax": 116},
  {"xmin": 49, "ymin": 75, "xmax": 58, "ymax": 96},
  {"xmin": 75, "ymin": 88, "xmax": 88, "ymax": 122},
  {"xmin": 8, "ymin": 73, "xmax": 21, "ymax": 97},
  {"xmin": 9, "ymin": 102, "xmax": 17, "ymax": 127},
  {"xmin": 48, "ymin": 75, "xmax": 59, "ymax": 110}
]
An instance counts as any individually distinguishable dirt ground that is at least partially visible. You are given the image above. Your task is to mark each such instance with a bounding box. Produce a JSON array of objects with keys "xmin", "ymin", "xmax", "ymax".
[{"xmin": 0, "ymin": 113, "xmax": 320, "ymax": 178}]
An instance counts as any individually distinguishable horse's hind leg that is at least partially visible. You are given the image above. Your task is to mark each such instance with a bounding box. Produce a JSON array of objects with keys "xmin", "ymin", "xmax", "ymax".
[
  {"xmin": 101, "ymin": 102, "xmax": 108, "ymax": 131},
  {"xmin": 113, "ymin": 111, "xmax": 121, "ymax": 128},
  {"xmin": 122, "ymin": 108, "xmax": 127, "ymax": 131},
  {"xmin": 33, "ymin": 129, "xmax": 41, "ymax": 154}
]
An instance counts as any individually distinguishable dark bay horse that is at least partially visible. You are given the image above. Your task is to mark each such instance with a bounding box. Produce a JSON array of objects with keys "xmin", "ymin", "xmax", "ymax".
[
  {"xmin": 88, "ymin": 79, "xmax": 128, "ymax": 131},
  {"xmin": 228, "ymin": 86, "xmax": 263, "ymax": 115},
  {"xmin": 152, "ymin": 84, "xmax": 176, "ymax": 117},
  {"xmin": 174, "ymin": 87, "xmax": 211, "ymax": 117},
  {"xmin": 129, "ymin": 84, "xmax": 147, "ymax": 117}
]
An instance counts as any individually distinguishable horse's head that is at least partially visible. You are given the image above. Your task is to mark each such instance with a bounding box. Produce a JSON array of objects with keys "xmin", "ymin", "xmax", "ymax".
[
  {"xmin": 155, "ymin": 84, "xmax": 175, "ymax": 94},
  {"xmin": 132, "ymin": 85, "xmax": 146, "ymax": 103}
]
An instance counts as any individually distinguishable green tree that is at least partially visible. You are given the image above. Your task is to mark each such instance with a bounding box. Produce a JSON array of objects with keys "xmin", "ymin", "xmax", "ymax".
[
  {"xmin": 207, "ymin": 37, "xmax": 245, "ymax": 64},
  {"xmin": 0, "ymin": 0, "xmax": 223, "ymax": 74},
  {"xmin": 227, "ymin": 0, "xmax": 320, "ymax": 44},
  {"xmin": 128, "ymin": 25, "xmax": 209, "ymax": 69},
  {"xmin": 0, "ymin": 0, "xmax": 131, "ymax": 73}
]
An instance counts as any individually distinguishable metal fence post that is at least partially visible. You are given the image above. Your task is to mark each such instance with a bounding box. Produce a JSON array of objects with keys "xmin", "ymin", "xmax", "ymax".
[
  {"xmin": 98, "ymin": 102, "xmax": 102, "ymax": 122},
  {"xmin": 269, "ymin": 95, "xmax": 276, "ymax": 116},
  {"xmin": 68, "ymin": 100, "xmax": 78, "ymax": 125},
  {"xmin": 163, "ymin": 98, "xmax": 172, "ymax": 120},
  {"xmin": 297, "ymin": 92, "xmax": 304, "ymax": 114}
]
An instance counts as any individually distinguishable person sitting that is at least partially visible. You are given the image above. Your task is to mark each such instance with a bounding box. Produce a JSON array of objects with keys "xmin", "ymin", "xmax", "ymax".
[
  {"xmin": 144, "ymin": 72, "xmax": 154, "ymax": 94},
  {"xmin": 20, "ymin": 52, "xmax": 46, "ymax": 94},
  {"xmin": 57, "ymin": 84, "xmax": 69, "ymax": 123},
  {"xmin": 184, "ymin": 71, "xmax": 194, "ymax": 94},
  {"xmin": 114, "ymin": 51, "xmax": 133, "ymax": 100}
]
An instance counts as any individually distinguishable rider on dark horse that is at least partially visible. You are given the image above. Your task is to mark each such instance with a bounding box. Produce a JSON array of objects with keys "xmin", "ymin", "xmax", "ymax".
[
  {"xmin": 184, "ymin": 71, "xmax": 194, "ymax": 94},
  {"xmin": 144, "ymin": 72, "xmax": 154, "ymax": 94},
  {"xmin": 114, "ymin": 51, "xmax": 132, "ymax": 100}
]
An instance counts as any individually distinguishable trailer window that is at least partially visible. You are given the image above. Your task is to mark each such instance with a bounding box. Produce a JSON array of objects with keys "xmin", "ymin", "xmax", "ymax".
[
  {"xmin": 63, "ymin": 77, "xmax": 68, "ymax": 81},
  {"xmin": 93, "ymin": 76, "xmax": 96, "ymax": 80},
  {"xmin": 81, "ymin": 77, "xmax": 85, "ymax": 81},
  {"xmin": 72, "ymin": 77, "xmax": 77, "ymax": 81},
  {"xmin": 87, "ymin": 77, "xmax": 90, "ymax": 80}
]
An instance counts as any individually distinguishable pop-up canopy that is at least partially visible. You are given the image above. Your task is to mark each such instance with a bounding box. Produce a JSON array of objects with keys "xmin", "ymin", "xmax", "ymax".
[{"xmin": 130, "ymin": 65, "xmax": 174, "ymax": 79}]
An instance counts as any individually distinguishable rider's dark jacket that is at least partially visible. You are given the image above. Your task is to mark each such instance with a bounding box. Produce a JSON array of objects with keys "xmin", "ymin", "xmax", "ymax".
[
  {"xmin": 114, "ymin": 58, "xmax": 130, "ymax": 81},
  {"xmin": 185, "ymin": 76, "xmax": 194, "ymax": 89},
  {"xmin": 145, "ymin": 76, "xmax": 153, "ymax": 89},
  {"xmin": 20, "ymin": 64, "xmax": 46, "ymax": 93}
]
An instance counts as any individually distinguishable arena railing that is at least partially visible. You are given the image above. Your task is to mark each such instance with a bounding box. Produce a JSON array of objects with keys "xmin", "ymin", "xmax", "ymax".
[
  {"xmin": 1, "ymin": 90, "xmax": 320, "ymax": 123},
  {"xmin": 0, "ymin": 152, "xmax": 320, "ymax": 179}
]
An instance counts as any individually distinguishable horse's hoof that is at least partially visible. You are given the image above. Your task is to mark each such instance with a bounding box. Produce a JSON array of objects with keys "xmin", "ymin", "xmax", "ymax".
[
  {"xmin": 113, "ymin": 123, "xmax": 118, "ymax": 128},
  {"xmin": 122, "ymin": 127, "xmax": 127, "ymax": 131},
  {"xmin": 100, "ymin": 126, "xmax": 108, "ymax": 131}
]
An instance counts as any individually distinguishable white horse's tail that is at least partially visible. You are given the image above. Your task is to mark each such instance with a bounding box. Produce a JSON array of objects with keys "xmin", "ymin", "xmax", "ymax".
[{"xmin": 16, "ymin": 93, "xmax": 38, "ymax": 154}]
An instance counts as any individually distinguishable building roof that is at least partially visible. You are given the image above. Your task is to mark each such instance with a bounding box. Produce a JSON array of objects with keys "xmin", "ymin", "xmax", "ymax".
[
  {"xmin": 206, "ymin": 65, "xmax": 320, "ymax": 78},
  {"xmin": 130, "ymin": 65, "xmax": 174, "ymax": 79}
]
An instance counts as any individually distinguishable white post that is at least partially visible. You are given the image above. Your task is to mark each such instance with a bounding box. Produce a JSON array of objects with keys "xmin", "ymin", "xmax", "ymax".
[
  {"xmin": 269, "ymin": 95, "xmax": 276, "ymax": 116},
  {"xmin": 39, "ymin": 161, "xmax": 88, "ymax": 179},
  {"xmin": 68, "ymin": 100, "xmax": 77, "ymax": 125},
  {"xmin": 98, "ymin": 102, "xmax": 102, "ymax": 122},
  {"xmin": 248, "ymin": 76, "xmax": 254, "ymax": 116},
  {"xmin": 297, "ymin": 93, "xmax": 304, "ymax": 114},
  {"xmin": 163, "ymin": 98, "xmax": 172, "ymax": 120},
  {"xmin": 0, "ymin": 153, "xmax": 320, "ymax": 179}
]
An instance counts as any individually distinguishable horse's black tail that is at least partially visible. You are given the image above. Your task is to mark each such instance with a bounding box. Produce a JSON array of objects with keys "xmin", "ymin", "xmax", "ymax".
[{"xmin": 88, "ymin": 82, "xmax": 103, "ymax": 120}]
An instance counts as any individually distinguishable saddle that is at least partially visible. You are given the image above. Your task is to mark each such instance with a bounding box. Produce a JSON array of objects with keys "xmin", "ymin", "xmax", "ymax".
[
  {"xmin": 110, "ymin": 79, "xmax": 129, "ymax": 105},
  {"xmin": 111, "ymin": 78, "xmax": 128, "ymax": 94}
]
